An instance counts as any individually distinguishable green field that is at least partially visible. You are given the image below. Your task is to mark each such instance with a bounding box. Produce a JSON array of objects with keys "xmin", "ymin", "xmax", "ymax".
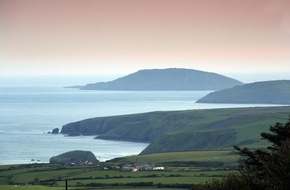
[
  {"xmin": 0, "ymin": 185, "xmax": 64, "ymax": 190},
  {"xmin": 0, "ymin": 150, "xmax": 236, "ymax": 189},
  {"xmin": 112, "ymin": 149, "xmax": 239, "ymax": 168}
]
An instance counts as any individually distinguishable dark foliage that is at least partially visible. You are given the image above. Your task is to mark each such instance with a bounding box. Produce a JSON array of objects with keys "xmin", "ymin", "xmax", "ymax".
[{"xmin": 201, "ymin": 118, "xmax": 290, "ymax": 190}]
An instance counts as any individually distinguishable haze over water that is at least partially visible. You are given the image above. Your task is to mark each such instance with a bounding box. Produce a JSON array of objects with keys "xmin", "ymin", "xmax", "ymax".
[
  {"xmin": 0, "ymin": 84, "xmax": 283, "ymax": 165},
  {"xmin": 1, "ymin": 72, "xmax": 290, "ymax": 88},
  {"xmin": 1, "ymin": 0, "xmax": 289, "ymax": 165}
]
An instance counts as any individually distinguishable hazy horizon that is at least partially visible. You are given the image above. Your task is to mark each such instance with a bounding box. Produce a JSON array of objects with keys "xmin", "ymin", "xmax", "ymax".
[
  {"xmin": 1, "ymin": 70, "xmax": 290, "ymax": 87},
  {"xmin": 1, "ymin": 0, "xmax": 290, "ymax": 77}
]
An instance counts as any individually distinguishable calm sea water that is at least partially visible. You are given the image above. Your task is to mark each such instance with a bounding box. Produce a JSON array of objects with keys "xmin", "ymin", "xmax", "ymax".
[{"xmin": 0, "ymin": 87, "xmax": 279, "ymax": 165}]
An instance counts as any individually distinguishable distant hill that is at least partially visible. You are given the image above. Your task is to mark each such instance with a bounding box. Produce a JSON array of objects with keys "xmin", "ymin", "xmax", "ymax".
[
  {"xmin": 49, "ymin": 150, "xmax": 99, "ymax": 165},
  {"xmin": 60, "ymin": 106, "xmax": 290, "ymax": 154},
  {"xmin": 197, "ymin": 80, "xmax": 290, "ymax": 105},
  {"xmin": 80, "ymin": 68, "xmax": 243, "ymax": 91}
]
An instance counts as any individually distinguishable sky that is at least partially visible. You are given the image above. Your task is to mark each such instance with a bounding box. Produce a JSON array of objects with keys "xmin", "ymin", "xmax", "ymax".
[{"xmin": 1, "ymin": 0, "xmax": 290, "ymax": 81}]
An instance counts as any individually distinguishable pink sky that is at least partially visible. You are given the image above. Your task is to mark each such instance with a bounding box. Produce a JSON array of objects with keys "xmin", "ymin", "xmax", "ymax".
[{"xmin": 1, "ymin": 0, "xmax": 290, "ymax": 76}]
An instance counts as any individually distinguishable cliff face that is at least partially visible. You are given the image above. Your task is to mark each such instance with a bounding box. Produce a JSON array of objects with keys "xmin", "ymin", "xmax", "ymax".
[
  {"xmin": 60, "ymin": 106, "xmax": 290, "ymax": 154},
  {"xmin": 80, "ymin": 68, "xmax": 243, "ymax": 91},
  {"xmin": 197, "ymin": 80, "xmax": 290, "ymax": 104},
  {"xmin": 61, "ymin": 111, "xmax": 189, "ymax": 142}
]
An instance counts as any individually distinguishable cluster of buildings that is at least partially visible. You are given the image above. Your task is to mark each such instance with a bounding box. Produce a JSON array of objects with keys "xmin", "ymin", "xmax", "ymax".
[
  {"xmin": 62, "ymin": 159, "xmax": 165, "ymax": 172},
  {"xmin": 61, "ymin": 159, "xmax": 94, "ymax": 166},
  {"xmin": 121, "ymin": 163, "xmax": 165, "ymax": 172}
]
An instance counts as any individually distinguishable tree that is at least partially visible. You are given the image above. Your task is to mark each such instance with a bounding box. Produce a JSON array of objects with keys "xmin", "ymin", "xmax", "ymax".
[
  {"xmin": 234, "ymin": 118, "xmax": 290, "ymax": 189},
  {"xmin": 199, "ymin": 118, "xmax": 290, "ymax": 190}
]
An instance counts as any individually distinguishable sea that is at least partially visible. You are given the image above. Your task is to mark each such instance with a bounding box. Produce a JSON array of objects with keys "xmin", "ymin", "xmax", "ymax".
[{"xmin": 0, "ymin": 86, "xmax": 280, "ymax": 165}]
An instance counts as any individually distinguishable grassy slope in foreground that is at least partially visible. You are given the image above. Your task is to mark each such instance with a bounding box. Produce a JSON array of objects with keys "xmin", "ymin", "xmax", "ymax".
[
  {"xmin": 197, "ymin": 80, "xmax": 290, "ymax": 104},
  {"xmin": 61, "ymin": 106, "xmax": 290, "ymax": 154},
  {"xmin": 0, "ymin": 150, "xmax": 235, "ymax": 189},
  {"xmin": 0, "ymin": 186, "xmax": 64, "ymax": 190}
]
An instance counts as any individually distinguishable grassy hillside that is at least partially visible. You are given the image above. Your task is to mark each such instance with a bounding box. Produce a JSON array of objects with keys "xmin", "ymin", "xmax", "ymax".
[
  {"xmin": 61, "ymin": 106, "xmax": 290, "ymax": 154},
  {"xmin": 110, "ymin": 150, "xmax": 239, "ymax": 168},
  {"xmin": 197, "ymin": 80, "xmax": 290, "ymax": 104}
]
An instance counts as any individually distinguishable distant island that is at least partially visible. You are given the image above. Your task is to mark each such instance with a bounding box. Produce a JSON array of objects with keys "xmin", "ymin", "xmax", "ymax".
[
  {"xmin": 78, "ymin": 68, "xmax": 242, "ymax": 91},
  {"xmin": 196, "ymin": 80, "xmax": 290, "ymax": 105}
]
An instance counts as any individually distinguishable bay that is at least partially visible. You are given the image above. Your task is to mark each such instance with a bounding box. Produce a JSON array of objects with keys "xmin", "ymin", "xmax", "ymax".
[{"xmin": 0, "ymin": 87, "xmax": 279, "ymax": 165}]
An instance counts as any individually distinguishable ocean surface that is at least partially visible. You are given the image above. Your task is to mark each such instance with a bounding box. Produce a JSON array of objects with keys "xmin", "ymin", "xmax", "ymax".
[{"xmin": 0, "ymin": 87, "xmax": 279, "ymax": 165}]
